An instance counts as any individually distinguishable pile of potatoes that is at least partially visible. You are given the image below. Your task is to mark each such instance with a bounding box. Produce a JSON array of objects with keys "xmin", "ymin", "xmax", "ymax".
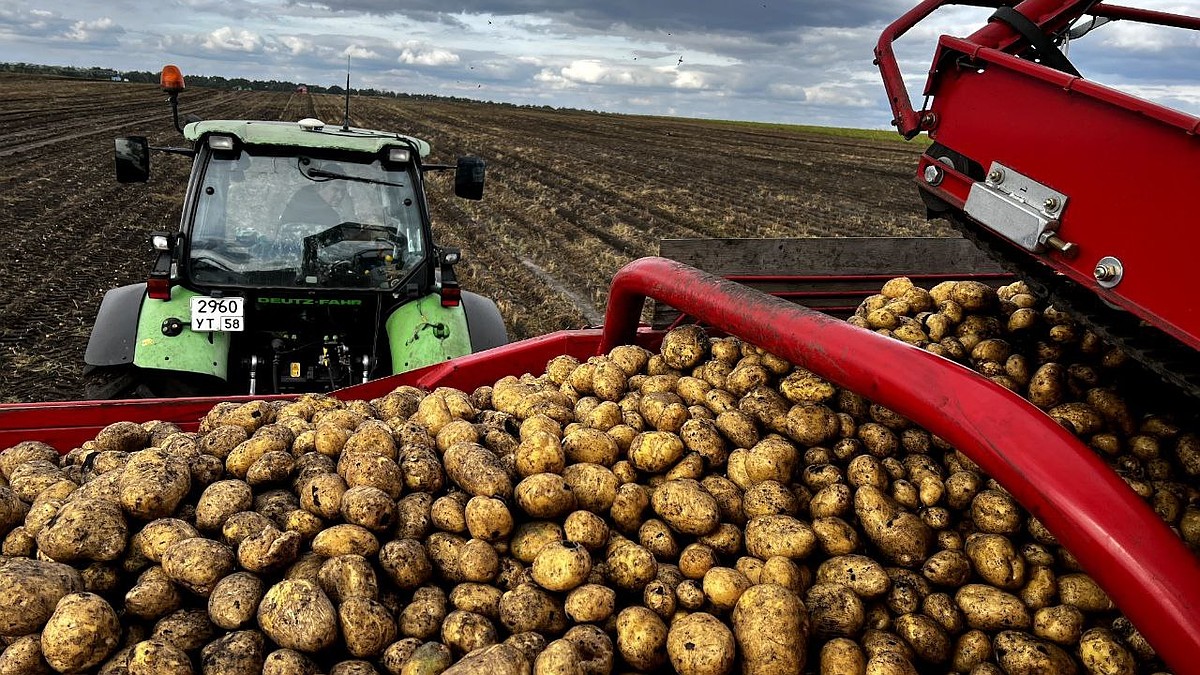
[{"xmin": 0, "ymin": 276, "xmax": 1195, "ymax": 675}]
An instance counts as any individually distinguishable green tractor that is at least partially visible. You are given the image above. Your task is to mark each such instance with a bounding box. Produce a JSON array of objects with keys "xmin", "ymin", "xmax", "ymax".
[{"xmin": 84, "ymin": 67, "xmax": 507, "ymax": 398}]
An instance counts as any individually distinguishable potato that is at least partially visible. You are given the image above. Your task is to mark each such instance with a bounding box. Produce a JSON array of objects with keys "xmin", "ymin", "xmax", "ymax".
[
  {"xmin": 400, "ymin": 448, "xmax": 445, "ymax": 494},
  {"xmin": 806, "ymin": 582, "xmax": 865, "ymax": 639},
  {"xmin": 263, "ymin": 649, "xmax": 320, "ymax": 675},
  {"xmin": 41, "ymin": 592, "xmax": 121, "ymax": 673},
  {"xmin": 854, "ymin": 487, "xmax": 930, "ymax": 567},
  {"xmin": 312, "ymin": 524, "xmax": 380, "ymax": 558},
  {"xmin": 515, "ymin": 473, "xmax": 577, "ymax": 519},
  {"xmin": 198, "ymin": 630, "xmax": 265, "ymax": 675},
  {"xmin": 0, "ymin": 559, "xmax": 79, "ymax": 640},
  {"xmin": 531, "ymin": 541, "xmax": 591, "ymax": 592},
  {"xmin": 893, "ymin": 612, "xmax": 949, "ymax": 663},
  {"xmin": 36, "ymin": 497, "xmax": 128, "ymax": 563},
  {"xmin": 920, "ymin": 549, "xmax": 971, "ymax": 588},
  {"xmin": 562, "ymin": 463, "xmax": 619, "ymax": 514},
  {"xmin": 745, "ymin": 515, "xmax": 816, "ymax": 560},
  {"xmin": 733, "ymin": 583, "xmax": 809, "ymax": 675},
  {"xmin": 340, "ymin": 597, "xmax": 397, "ymax": 658},
  {"xmin": 125, "ymin": 567, "xmax": 183, "ymax": 621},
  {"xmin": 605, "ymin": 538, "xmax": 658, "ymax": 591},
  {"xmin": 400, "ymin": 586, "xmax": 448, "ymax": 640},
  {"xmin": 498, "ymin": 583, "xmax": 567, "ymax": 635},
  {"xmin": 257, "ymin": 579, "xmax": 337, "ymax": 653},
  {"xmin": 441, "ymin": 643, "xmax": 529, "ymax": 675},
  {"xmin": 1031, "ymin": 604, "xmax": 1083, "ymax": 645},
  {"xmin": 628, "ymin": 431, "xmax": 686, "ymax": 473},
  {"xmin": 340, "ymin": 485, "xmax": 397, "ymax": 532},
  {"xmin": 954, "ymin": 584, "xmax": 1030, "ymax": 631},
  {"xmin": 338, "ymin": 452, "xmax": 404, "ymax": 499},
  {"xmin": 195, "ymin": 480, "xmax": 254, "ymax": 532},
  {"xmin": 159, "ymin": 537, "xmax": 234, "ymax": 596},
  {"xmin": 661, "ymin": 612, "xmax": 734, "ymax": 675},
  {"xmin": 0, "ymin": 633, "xmax": 51, "ymax": 675},
  {"xmin": 450, "ymin": 583, "xmax": 503, "ymax": 619},
  {"xmin": 993, "ymin": 631, "xmax": 1077, "ymax": 675},
  {"xmin": 221, "ymin": 511, "xmax": 273, "ymax": 548},
  {"xmin": 207, "ymin": 572, "xmax": 266, "ymax": 630},
  {"xmin": 820, "ymin": 638, "xmax": 866, "ymax": 675},
  {"xmin": 152, "ymin": 607, "xmax": 218, "ymax": 652},
  {"xmin": 1058, "ymin": 573, "xmax": 1114, "ymax": 612},
  {"xmin": 564, "ymin": 584, "xmax": 616, "ymax": 623},
  {"xmin": 816, "ymin": 555, "xmax": 891, "ymax": 599},
  {"xmin": 963, "ymin": 533, "xmax": 1024, "ymax": 589},
  {"xmin": 661, "ymin": 325, "xmax": 709, "ymax": 370},
  {"xmin": 127, "ymin": 639, "xmax": 192, "ymax": 675},
  {"xmin": 614, "ymin": 606, "xmax": 667, "ymax": 671},
  {"xmin": 444, "ymin": 443, "xmax": 512, "ymax": 499}
]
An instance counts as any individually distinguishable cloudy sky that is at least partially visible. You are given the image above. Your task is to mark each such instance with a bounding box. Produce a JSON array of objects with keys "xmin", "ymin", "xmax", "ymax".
[{"xmin": 2, "ymin": 0, "xmax": 1199, "ymax": 128}]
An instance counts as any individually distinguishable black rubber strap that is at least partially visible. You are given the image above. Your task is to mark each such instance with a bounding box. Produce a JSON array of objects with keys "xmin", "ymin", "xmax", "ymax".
[{"xmin": 990, "ymin": 6, "xmax": 1081, "ymax": 77}]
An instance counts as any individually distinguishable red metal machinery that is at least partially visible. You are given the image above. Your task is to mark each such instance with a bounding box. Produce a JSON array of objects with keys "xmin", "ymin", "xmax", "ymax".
[{"xmin": 876, "ymin": 0, "xmax": 1200, "ymax": 395}]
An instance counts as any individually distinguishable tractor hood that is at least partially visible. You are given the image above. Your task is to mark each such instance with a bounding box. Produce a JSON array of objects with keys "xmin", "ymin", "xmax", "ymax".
[{"xmin": 183, "ymin": 120, "xmax": 431, "ymax": 158}]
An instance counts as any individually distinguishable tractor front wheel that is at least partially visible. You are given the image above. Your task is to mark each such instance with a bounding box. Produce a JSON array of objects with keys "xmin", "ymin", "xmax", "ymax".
[{"xmin": 82, "ymin": 365, "xmax": 216, "ymax": 400}]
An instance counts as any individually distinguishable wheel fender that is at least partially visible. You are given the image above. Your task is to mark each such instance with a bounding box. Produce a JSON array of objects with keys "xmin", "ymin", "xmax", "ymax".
[
  {"xmin": 84, "ymin": 283, "xmax": 146, "ymax": 367},
  {"xmin": 461, "ymin": 291, "xmax": 508, "ymax": 352},
  {"xmin": 132, "ymin": 286, "xmax": 230, "ymax": 380}
]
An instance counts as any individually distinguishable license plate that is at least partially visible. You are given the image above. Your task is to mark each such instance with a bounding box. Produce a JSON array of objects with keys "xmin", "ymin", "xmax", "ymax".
[{"xmin": 190, "ymin": 296, "xmax": 244, "ymax": 332}]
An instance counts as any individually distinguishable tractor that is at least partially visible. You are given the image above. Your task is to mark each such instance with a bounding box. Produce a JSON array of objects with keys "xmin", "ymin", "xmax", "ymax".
[{"xmin": 83, "ymin": 66, "xmax": 507, "ymax": 398}]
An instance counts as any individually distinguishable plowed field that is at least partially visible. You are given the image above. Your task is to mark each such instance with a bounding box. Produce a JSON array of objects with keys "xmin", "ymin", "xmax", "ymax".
[{"xmin": 0, "ymin": 74, "xmax": 950, "ymax": 402}]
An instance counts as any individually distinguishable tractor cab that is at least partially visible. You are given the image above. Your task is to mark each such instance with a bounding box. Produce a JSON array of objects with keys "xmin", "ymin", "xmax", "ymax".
[{"xmin": 87, "ymin": 67, "xmax": 505, "ymax": 398}]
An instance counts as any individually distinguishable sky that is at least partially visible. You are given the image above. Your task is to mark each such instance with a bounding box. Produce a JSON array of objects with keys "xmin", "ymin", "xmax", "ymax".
[{"xmin": 2, "ymin": 0, "xmax": 1199, "ymax": 128}]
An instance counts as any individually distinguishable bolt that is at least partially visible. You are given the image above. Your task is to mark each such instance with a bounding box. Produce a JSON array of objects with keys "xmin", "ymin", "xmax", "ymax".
[
  {"xmin": 1043, "ymin": 197, "xmax": 1060, "ymax": 213},
  {"xmin": 920, "ymin": 111, "xmax": 938, "ymax": 128},
  {"xmin": 923, "ymin": 164, "xmax": 944, "ymax": 186},
  {"xmin": 987, "ymin": 168, "xmax": 1004, "ymax": 184},
  {"xmin": 1041, "ymin": 234, "xmax": 1077, "ymax": 258},
  {"xmin": 1094, "ymin": 264, "xmax": 1117, "ymax": 281}
]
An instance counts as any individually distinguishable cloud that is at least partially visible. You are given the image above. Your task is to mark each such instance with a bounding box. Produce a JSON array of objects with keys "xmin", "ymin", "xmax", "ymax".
[
  {"xmin": 202, "ymin": 26, "xmax": 264, "ymax": 53},
  {"xmin": 398, "ymin": 45, "xmax": 460, "ymax": 66},
  {"xmin": 296, "ymin": 0, "xmax": 910, "ymax": 32},
  {"xmin": 63, "ymin": 17, "xmax": 122, "ymax": 43}
]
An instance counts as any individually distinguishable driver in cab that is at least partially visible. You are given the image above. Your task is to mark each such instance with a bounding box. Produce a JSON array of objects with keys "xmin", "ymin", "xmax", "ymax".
[{"xmin": 280, "ymin": 177, "xmax": 348, "ymax": 226}]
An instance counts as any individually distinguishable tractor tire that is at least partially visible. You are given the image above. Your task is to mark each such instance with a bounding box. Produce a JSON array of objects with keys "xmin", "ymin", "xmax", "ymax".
[{"xmin": 82, "ymin": 365, "xmax": 210, "ymax": 400}]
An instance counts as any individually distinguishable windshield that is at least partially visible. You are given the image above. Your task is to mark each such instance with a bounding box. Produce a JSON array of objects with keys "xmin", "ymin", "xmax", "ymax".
[{"xmin": 187, "ymin": 149, "xmax": 426, "ymax": 290}]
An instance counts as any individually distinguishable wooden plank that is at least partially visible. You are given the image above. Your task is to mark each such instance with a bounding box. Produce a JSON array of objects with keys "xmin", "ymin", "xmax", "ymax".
[{"xmin": 658, "ymin": 237, "xmax": 1006, "ymax": 275}]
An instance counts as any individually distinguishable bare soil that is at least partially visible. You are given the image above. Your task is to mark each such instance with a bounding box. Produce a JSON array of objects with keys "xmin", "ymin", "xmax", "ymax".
[{"xmin": 0, "ymin": 74, "xmax": 950, "ymax": 402}]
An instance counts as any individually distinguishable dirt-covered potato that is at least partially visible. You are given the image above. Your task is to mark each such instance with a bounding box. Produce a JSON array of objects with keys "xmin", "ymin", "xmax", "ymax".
[
  {"xmin": 0, "ymin": 557, "xmax": 84, "ymax": 636},
  {"xmin": 257, "ymin": 579, "xmax": 337, "ymax": 653},
  {"xmin": 564, "ymin": 584, "xmax": 616, "ymax": 624},
  {"xmin": 41, "ymin": 592, "xmax": 121, "ymax": 673},
  {"xmin": 400, "ymin": 586, "xmax": 449, "ymax": 640},
  {"xmin": 339, "ymin": 597, "xmax": 397, "ymax": 658},
  {"xmin": 0, "ymin": 633, "xmax": 50, "ymax": 675},
  {"xmin": 615, "ymin": 605, "xmax": 668, "ymax": 671},
  {"xmin": 498, "ymin": 583, "xmax": 567, "ymax": 636},
  {"xmin": 819, "ymin": 637, "xmax": 866, "ymax": 675},
  {"xmin": 665, "ymin": 611, "xmax": 735, "ymax": 675},
  {"xmin": 36, "ymin": 497, "xmax": 128, "ymax": 563},
  {"xmin": 199, "ymin": 629, "xmax": 265, "ymax": 675},
  {"xmin": 311, "ymin": 524, "xmax": 380, "ymax": 558},
  {"xmin": 125, "ymin": 566, "xmax": 183, "ymax": 620},
  {"xmin": 745, "ymin": 514, "xmax": 816, "ymax": 560},
  {"xmin": 806, "ymin": 582, "xmax": 865, "ymax": 639},
  {"xmin": 162, "ymin": 537, "xmax": 235, "ymax": 596},
  {"xmin": 993, "ymin": 630, "xmax": 1077, "ymax": 674},
  {"xmin": 127, "ymin": 639, "xmax": 192, "ymax": 675},
  {"xmin": 152, "ymin": 608, "xmax": 218, "ymax": 653},
  {"xmin": 650, "ymin": 478, "xmax": 720, "ymax": 536},
  {"xmin": 954, "ymin": 584, "xmax": 1030, "ymax": 631},
  {"xmin": 733, "ymin": 583, "xmax": 809, "ymax": 675},
  {"xmin": 444, "ymin": 443, "xmax": 513, "ymax": 499},
  {"xmin": 207, "ymin": 571, "xmax": 265, "ymax": 630},
  {"xmin": 628, "ymin": 431, "xmax": 685, "ymax": 473},
  {"xmin": 529, "ymin": 540, "xmax": 591, "ymax": 592},
  {"xmin": 194, "ymin": 480, "xmax": 253, "ymax": 532},
  {"xmin": 263, "ymin": 648, "xmax": 320, "ymax": 675}
]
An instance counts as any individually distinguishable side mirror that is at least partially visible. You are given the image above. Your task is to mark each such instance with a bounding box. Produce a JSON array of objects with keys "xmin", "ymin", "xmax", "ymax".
[
  {"xmin": 454, "ymin": 156, "xmax": 485, "ymax": 200},
  {"xmin": 115, "ymin": 137, "xmax": 150, "ymax": 183}
]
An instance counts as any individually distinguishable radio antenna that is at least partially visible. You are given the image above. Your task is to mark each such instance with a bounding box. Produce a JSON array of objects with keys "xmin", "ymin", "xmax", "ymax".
[{"xmin": 341, "ymin": 55, "xmax": 351, "ymax": 131}]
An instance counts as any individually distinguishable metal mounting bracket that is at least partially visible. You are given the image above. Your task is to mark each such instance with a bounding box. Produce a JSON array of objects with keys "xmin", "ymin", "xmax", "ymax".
[{"xmin": 964, "ymin": 162, "xmax": 1069, "ymax": 253}]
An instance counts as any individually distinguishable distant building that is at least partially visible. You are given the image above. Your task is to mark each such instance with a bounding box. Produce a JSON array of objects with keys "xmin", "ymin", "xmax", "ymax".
[
  {"xmin": 111, "ymin": 75, "xmax": 122, "ymax": 82},
  {"xmin": 296, "ymin": 85, "xmax": 308, "ymax": 94}
]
